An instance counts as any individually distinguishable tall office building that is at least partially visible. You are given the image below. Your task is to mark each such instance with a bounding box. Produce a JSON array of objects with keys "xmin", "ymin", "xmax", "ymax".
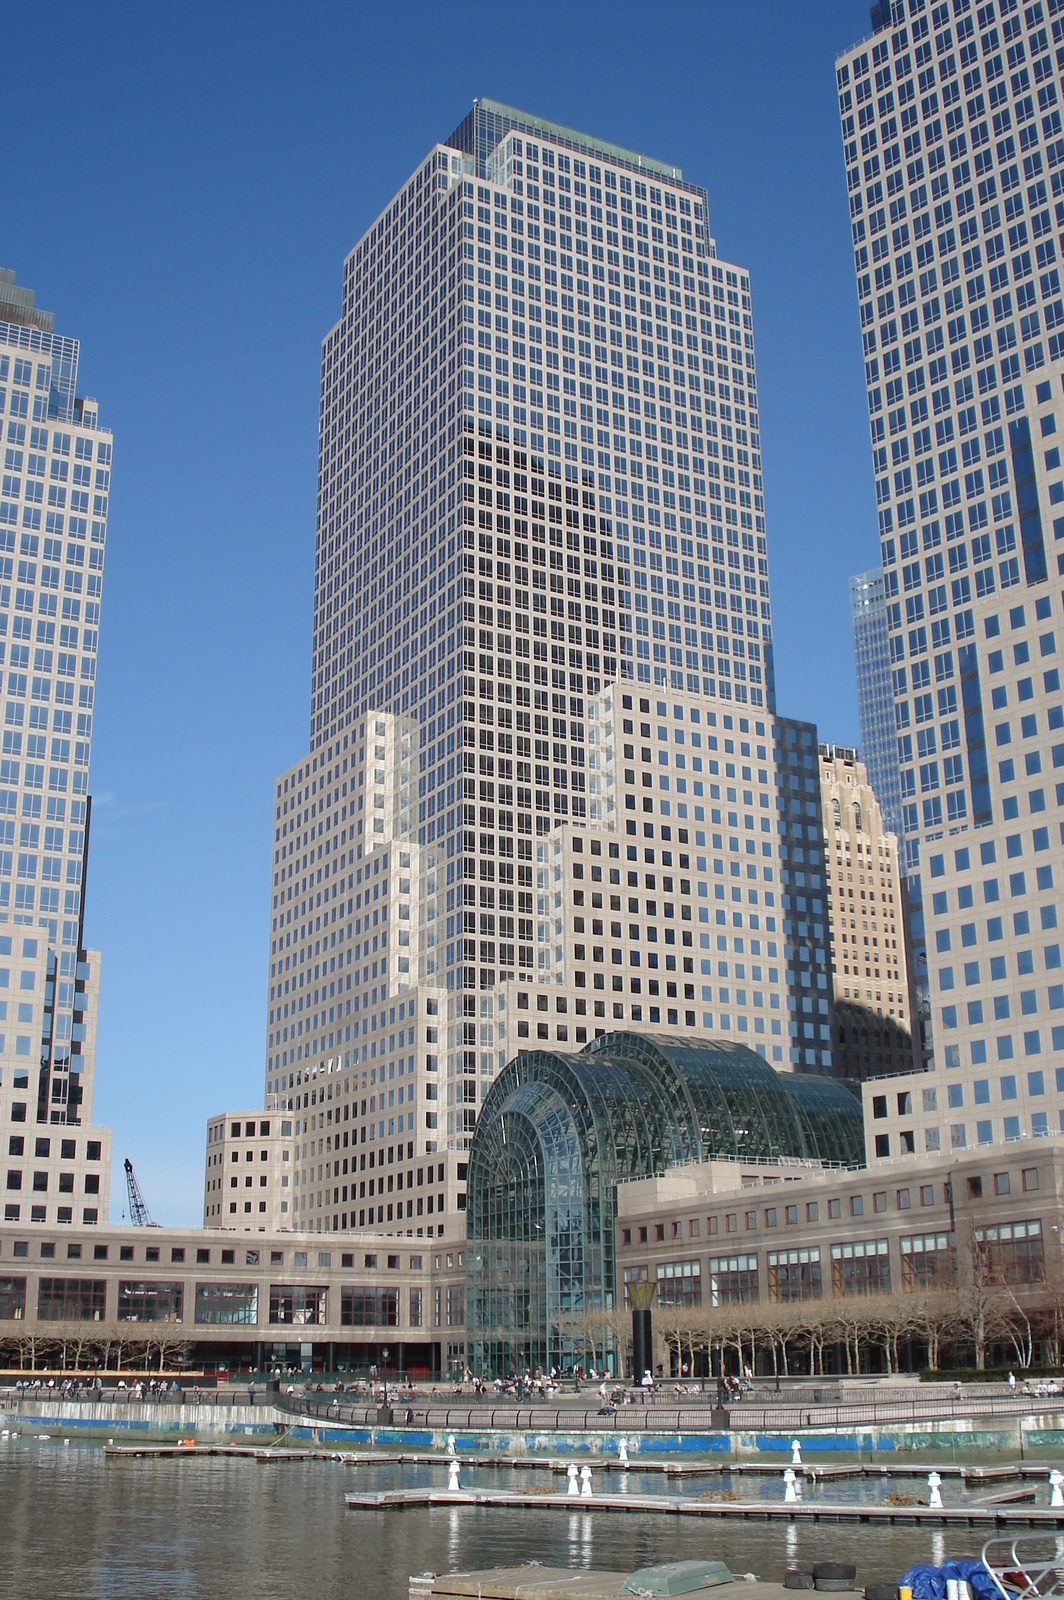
[
  {"xmin": 0, "ymin": 270, "xmax": 112, "ymax": 1220},
  {"xmin": 850, "ymin": 568, "xmax": 929, "ymax": 1066},
  {"xmin": 836, "ymin": 0, "xmax": 1064, "ymax": 1157},
  {"xmin": 820, "ymin": 742, "xmax": 921, "ymax": 1076},
  {"xmin": 851, "ymin": 567, "xmax": 906, "ymax": 840},
  {"xmin": 229, "ymin": 103, "xmax": 851, "ymax": 1238}
]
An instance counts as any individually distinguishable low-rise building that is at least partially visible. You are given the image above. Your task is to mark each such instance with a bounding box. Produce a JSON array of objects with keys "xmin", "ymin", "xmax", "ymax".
[
  {"xmin": 0, "ymin": 1219, "xmax": 466, "ymax": 1377},
  {"xmin": 616, "ymin": 1141, "xmax": 1063, "ymax": 1374}
]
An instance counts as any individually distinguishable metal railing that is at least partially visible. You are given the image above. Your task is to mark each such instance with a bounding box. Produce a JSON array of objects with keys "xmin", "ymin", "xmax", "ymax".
[
  {"xmin": 982, "ymin": 1535, "xmax": 1064, "ymax": 1600},
  {"xmin": 278, "ymin": 1386, "xmax": 1063, "ymax": 1435}
]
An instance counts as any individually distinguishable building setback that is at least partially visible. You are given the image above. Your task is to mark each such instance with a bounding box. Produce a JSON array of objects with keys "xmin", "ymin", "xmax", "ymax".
[
  {"xmin": 0, "ymin": 271, "xmax": 112, "ymax": 1223},
  {"xmin": 836, "ymin": 0, "xmax": 1064, "ymax": 1157}
]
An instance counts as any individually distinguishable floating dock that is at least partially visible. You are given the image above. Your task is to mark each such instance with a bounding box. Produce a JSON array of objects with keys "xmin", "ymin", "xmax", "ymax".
[
  {"xmin": 104, "ymin": 1443, "xmax": 327, "ymax": 1461},
  {"xmin": 345, "ymin": 1486, "xmax": 1064, "ymax": 1526}
]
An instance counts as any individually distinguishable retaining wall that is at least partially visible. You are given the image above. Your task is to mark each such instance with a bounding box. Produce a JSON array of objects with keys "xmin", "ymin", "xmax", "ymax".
[
  {"xmin": 1, "ymin": 1399, "xmax": 278, "ymax": 1441},
  {"xmin": 8, "ymin": 1400, "xmax": 1064, "ymax": 1456}
]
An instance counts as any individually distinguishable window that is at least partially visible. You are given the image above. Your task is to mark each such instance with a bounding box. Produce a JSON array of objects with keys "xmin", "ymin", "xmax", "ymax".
[
  {"xmin": 37, "ymin": 1279, "xmax": 106, "ymax": 1321},
  {"xmin": 900, "ymin": 1233, "xmax": 957, "ymax": 1288},
  {"xmin": 974, "ymin": 1219, "xmax": 1045, "ymax": 1283},
  {"xmin": 994, "ymin": 1172, "xmax": 1011, "ymax": 1196},
  {"xmin": 767, "ymin": 1247, "xmax": 822, "ymax": 1301},
  {"xmin": 706, "ymin": 1254, "xmax": 759, "ymax": 1305},
  {"xmin": 968, "ymin": 1175, "xmax": 983, "ymax": 1198},
  {"xmin": 269, "ymin": 1285, "xmax": 327, "ymax": 1325},
  {"xmin": 340, "ymin": 1287, "xmax": 398, "ymax": 1327},
  {"xmin": 194, "ymin": 1283, "xmax": 258, "ymax": 1325},
  {"xmin": 831, "ymin": 1239, "xmax": 891, "ymax": 1294},
  {"xmin": 1022, "ymin": 1167, "xmax": 1039, "ymax": 1192},
  {"xmin": 0, "ymin": 1277, "xmax": 26, "ymax": 1319},
  {"xmin": 117, "ymin": 1282, "xmax": 183, "ymax": 1323},
  {"xmin": 445, "ymin": 1285, "xmax": 464, "ymax": 1326},
  {"xmin": 851, "ymin": 1195, "xmax": 864, "ymax": 1216},
  {"xmin": 920, "ymin": 1185, "xmax": 934, "ymax": 1206},
  {"xmin": 656, "ymin": 1259, "xmax": 701, "ymax": 1307}
]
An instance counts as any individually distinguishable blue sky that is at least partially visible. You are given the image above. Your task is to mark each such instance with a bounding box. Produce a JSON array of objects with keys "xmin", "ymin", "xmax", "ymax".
[{"xmin": 6, "ymin": 0, "xmax": 881, "ymax": 1224}]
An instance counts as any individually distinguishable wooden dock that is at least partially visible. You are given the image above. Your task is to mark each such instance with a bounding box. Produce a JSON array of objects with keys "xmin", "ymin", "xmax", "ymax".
[
  {"xmin": 100, "ymin": 1443, "xmax": 1064, "ymax": 1492},
  {"xmin": 104, "ymin": 1443, "xmax": 332, "ymax": 1461},
  {"xmin": 344, "ymin": 1486, "xmax": 1064, "ymax": 1526}
]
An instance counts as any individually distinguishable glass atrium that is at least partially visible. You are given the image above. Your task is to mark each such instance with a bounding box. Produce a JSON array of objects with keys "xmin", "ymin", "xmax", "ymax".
[{"xmin": 465, "ymin": 1033, "xmax": 864, "ymax": 1375}]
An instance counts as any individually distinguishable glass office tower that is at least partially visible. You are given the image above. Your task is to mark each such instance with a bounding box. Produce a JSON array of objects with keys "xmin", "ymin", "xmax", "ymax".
[
  {"xmin": 254, "ymin": 103, "xmax": 851, "ymax": 1236},
  {"xmin": 0, "ymin": 269, "xmax": 112, "ymax": 1219},
  {"xmin": 851, "ymin": 566, "xmax": 906, "ymax": 841},
  {"xmin": 301, "ymin": 99, "xmax": 774, "ymax": 1004},
  {"xmin": 836, "ymin": 0, "xmax": 1064, "ymax": 1156}
]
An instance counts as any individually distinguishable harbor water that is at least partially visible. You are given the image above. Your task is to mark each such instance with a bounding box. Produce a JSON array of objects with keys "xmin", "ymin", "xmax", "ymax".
[{"xmin": 0, "ymin": 1437, "xmax": 1016, "ymax": 1599}]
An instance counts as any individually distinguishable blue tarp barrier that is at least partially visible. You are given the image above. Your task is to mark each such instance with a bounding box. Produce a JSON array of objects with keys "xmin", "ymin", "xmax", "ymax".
[{"xmin": 899, "ymin": 1562, "xmax": 1002, "ymax": 1600}]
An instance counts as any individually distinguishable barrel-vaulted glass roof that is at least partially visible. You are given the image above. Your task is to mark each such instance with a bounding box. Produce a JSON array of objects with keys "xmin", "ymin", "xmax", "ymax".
[{"xmin": 465, "ymin": 1033, "xmax": 863, "ymax": 1376}]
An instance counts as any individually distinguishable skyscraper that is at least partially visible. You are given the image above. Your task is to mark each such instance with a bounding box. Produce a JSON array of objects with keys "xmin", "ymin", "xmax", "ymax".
[
  {"xmin": 240, "ymin": 103, "xmax": 847, "ymax": 1238},
  {"xmin": 851, "ymin": 566, "xmax": 906, "ymax": 840},
  {"xmin": 836, "ymin": 0, "xmax": 1064, "ymax": 1158},
  {"xmin": 0, "ymin": 270, "xmax": 112, "ymax": 1220},
  {"xmin": 820, "ymin": 742, "xmax": 920, "ymax": 1077}
]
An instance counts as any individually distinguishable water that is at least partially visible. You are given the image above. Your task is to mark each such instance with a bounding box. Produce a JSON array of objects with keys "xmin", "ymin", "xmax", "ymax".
[{"xmin": 0, "ymin": 1437, "xmax": 995, "ymax": 1600}]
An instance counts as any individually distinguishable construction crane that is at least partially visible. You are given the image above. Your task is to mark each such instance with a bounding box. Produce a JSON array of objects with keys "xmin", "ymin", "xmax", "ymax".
[{"xmin": 124, "ymin": 1157, "xmax": 153, "ymax": 1227}]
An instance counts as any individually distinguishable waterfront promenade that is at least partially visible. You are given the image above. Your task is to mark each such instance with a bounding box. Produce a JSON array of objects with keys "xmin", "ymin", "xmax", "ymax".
[{"xmin": 7, "ymin": 1378, "xmax": 1064, "ymax": 1458}]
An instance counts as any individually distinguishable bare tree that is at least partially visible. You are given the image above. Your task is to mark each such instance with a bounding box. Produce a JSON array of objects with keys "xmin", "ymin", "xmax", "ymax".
[
  {"xmin": 143, "ymin": 1324, "xmax": 193, "ymax": 1375},
  {"xmin": 907, "ymin": 1289, "xmax": 954, "ymax": 1371}
]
